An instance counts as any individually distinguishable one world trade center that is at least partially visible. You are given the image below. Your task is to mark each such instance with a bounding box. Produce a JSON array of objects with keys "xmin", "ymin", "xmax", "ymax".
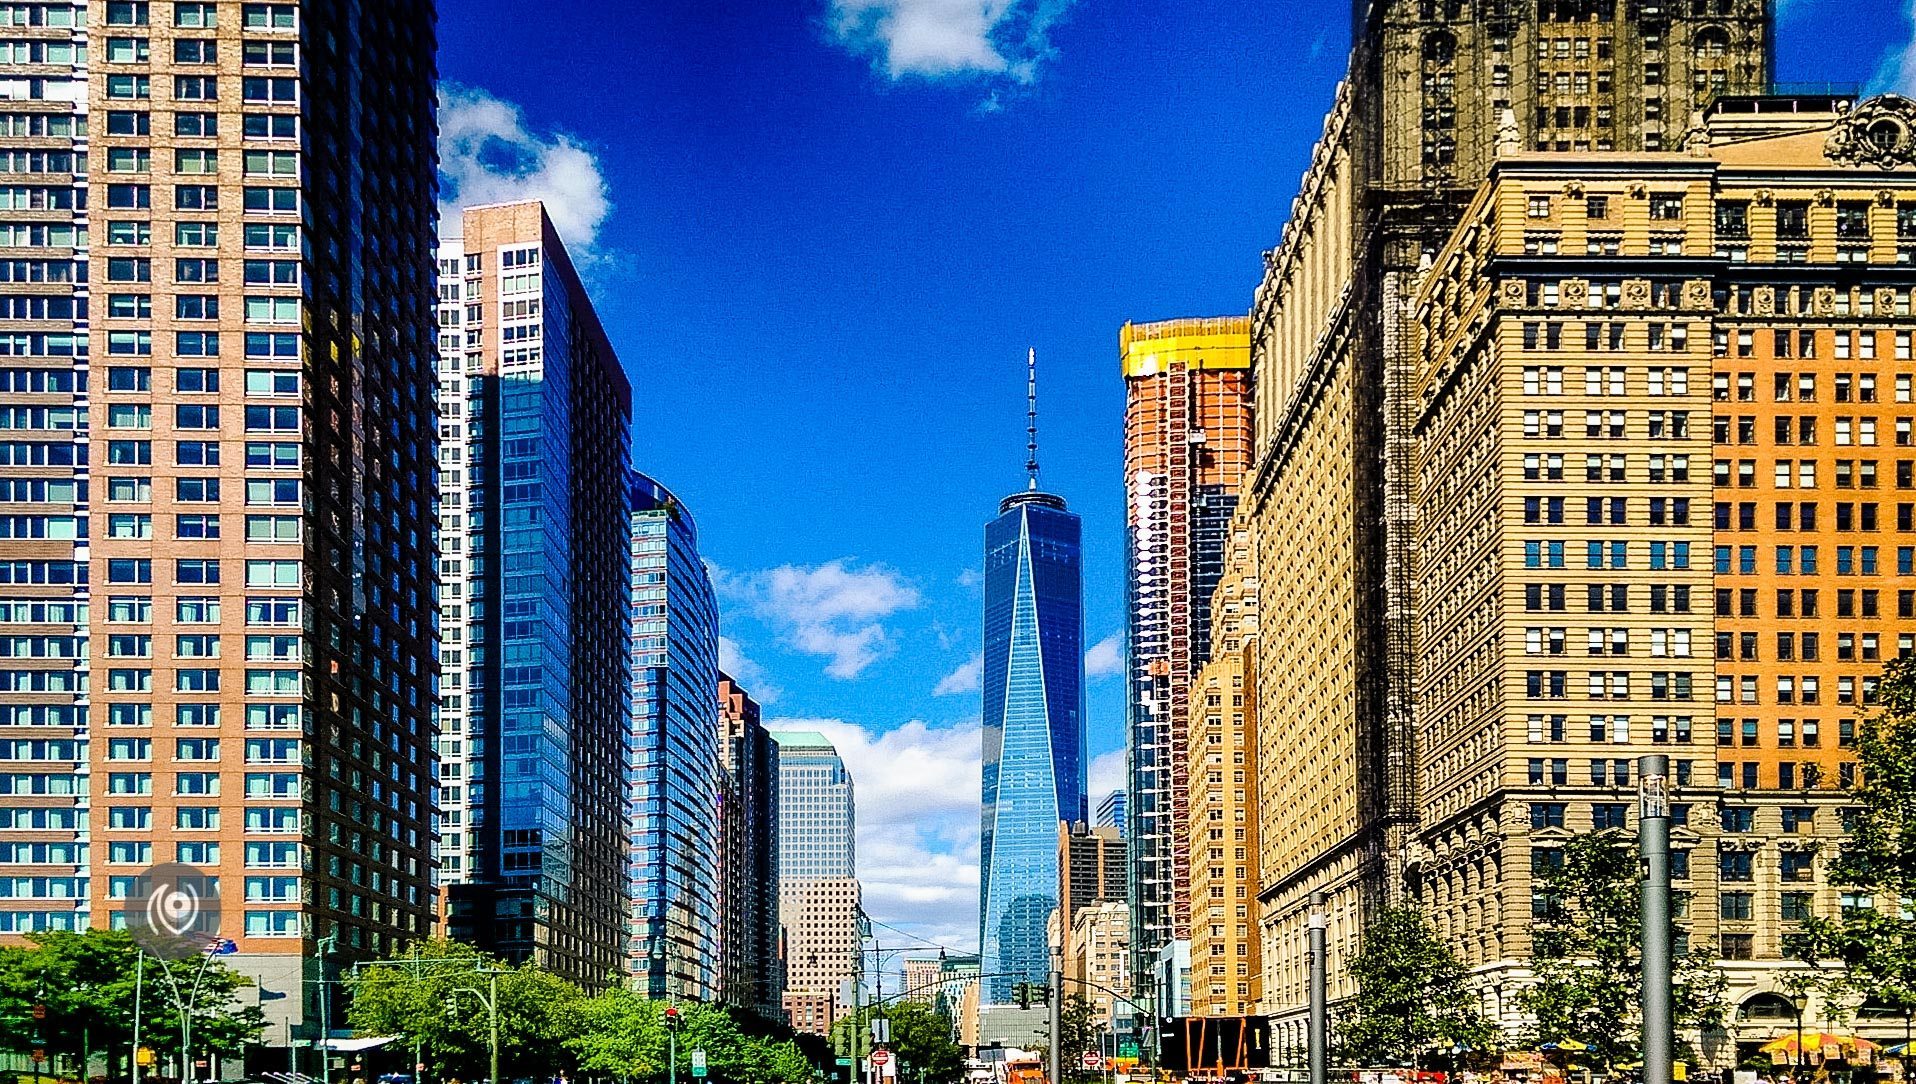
[{"xmin": 980, "ymin": 351, "xmax": 1087, "ymax": 1003}]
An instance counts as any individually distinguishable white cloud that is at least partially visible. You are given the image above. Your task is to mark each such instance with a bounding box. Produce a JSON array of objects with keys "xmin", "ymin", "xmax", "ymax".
[
  {"xmin": 1088, "ymin": 748, "xmax": 1124, "ymax": 804},
  {"xmin": 1876, "ymin": 2, "xmax": 1916, "ymax": 94},
  {"xmin": 825, "ymin": 0, "xmax": 1076, "ymax": 86},
  {"xmin": 767, "ymin": 717, "xmax": 983, "ymax": 949},
  {"xmin": 716, "ymin": 560, "xmax": 921, "ymax": 679},
  {"xmin": 437, "ymin": 83, "xmax": 612, "ymax": 254},
  {"xmin": 933, "ymin": 653, "xmax": 984, "ymax": 696},
  {"xmin": 1085, "ymin": 632, "xmax": 1123, "ymax": 680},
  {"xmin": 717, "ymin": 635, "xmax": 781, "ymax": 704}
]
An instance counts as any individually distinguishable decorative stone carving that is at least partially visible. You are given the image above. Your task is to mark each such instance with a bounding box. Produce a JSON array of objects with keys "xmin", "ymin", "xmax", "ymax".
[
  {"xmin": 1825, "ymin": 94, "xmax": 1916, "ymax": 170},
  {"xmin": 1562, "ymin": 181, "xmax": 1585, "ymax": 199},
  {"xmin": 1753, "ymin": 286, "xmax": 1777, "ymax": 316},
  {"xmin": 1878, "ymin": 287, "xmax": 1899, "ymax": 313},
  {"xmin": 1496, "ymin": 108, "xmax": 1519, "ymax": 157},
  {"xmin": 1879, "ymin": 189, "xmax": 1899, "ymax": 208},
  {"xmin": 1754, "ymin": 188, "xmax": 1775, "ymax": 207},
  {"xmin": 1500, "ymin": 279, "xmax": 1528, "ymax": 308},
  {"xmin": 1815, "ymin": 188, "xmax": 1837, "ymax": 208},
  {"xmin": 1621, "ymin": 278, "xmax": 1652, "ymax": 310},
  {"xmin": 1563, "ymin": 278, "xmax": 1590, "ymax": 307},
  {"xmin": 1813, "ymin": 286, "xmax": 1838, "ymax": 316},
  {"xmin": 1627, "ymin": 182, "xmax": 1649, "ymax": 200},
  {"xmin": 1683, "ymin": 280, "xmax": 1713, "ymax": 311},
  {"xmin": 1679, "ymin": 111, "xmax": 1712, "ymax": 154}
]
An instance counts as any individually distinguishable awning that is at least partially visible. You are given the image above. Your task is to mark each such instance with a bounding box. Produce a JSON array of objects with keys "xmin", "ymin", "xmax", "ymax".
[{"xmin": 318, "ymin": 1037, "xmax": 399, "ymax": 1053}]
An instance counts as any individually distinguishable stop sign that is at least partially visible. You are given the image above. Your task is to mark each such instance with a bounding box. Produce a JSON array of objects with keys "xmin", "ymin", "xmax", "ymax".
[{"xmin": 870, "ymin": 1051, "xmax": 891, "ymax": 1067}]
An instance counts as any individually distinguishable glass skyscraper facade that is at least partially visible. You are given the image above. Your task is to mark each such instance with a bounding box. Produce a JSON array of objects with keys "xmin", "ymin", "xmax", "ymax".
[
  {"xmin": 627, "ymin": 472, "xmax": 722, "ymax": 1000},
  {"xmin": 770, "ymin": 730, "xmax": 855, "ymax": 885},
  {"xmin": 980, "ymin": 490, "xmax": 1086, "ymax": 1002},
  {"xmin": 770, "ymin": 729, "xmax": 858, "ymax": 1032},
  {"xmin": 436, "ymin": 202, "xmax": 632, "ymax": 986}
]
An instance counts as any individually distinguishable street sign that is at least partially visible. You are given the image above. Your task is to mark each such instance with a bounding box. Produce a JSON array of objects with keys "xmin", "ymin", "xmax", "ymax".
[
  {"xmin": 871, "ymin": 1018, "xmax": 892, "ymax": 1043},
  {"xmin": 692, "ymin": 1050, "xmax": 708, "ymax": 1078},
  {"xmin": 870, "ymin": 1050, "xmax": 891, "ymax": 1068},
  {"xmin": 1082, "ymin": 1055, "xmax": 1102, "ymax": 1070},
  {"xmin": 136, "ymin": 1048, "xmax": 156, "ymax": 1067},
  {"xmin": 836, "ymin": 1059, "xmax": 853, "ymax": 1067},
  {"xmin": 1117, "ymin": 1042, "xmax": 1140, "ymax": 1059}
]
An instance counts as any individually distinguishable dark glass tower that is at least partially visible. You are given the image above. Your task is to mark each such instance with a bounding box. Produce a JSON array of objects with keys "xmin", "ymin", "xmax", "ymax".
[
  {"xmin": 626, "ymin": 472, "xmax": 723, "ymax": 1000},
  {"xmin": 980, "ymin": 356, "xmax": 1086, "ymax": 1003}
]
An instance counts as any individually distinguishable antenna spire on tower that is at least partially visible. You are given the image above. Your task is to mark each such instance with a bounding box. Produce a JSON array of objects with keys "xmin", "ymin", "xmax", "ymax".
[{"xmin": 1025, "ymin": 347, "xmax": 1040, "ymax": 491}]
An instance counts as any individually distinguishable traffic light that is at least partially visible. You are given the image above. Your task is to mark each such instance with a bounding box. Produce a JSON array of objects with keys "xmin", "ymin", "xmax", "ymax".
[
  {"xmin": 665, "ymin": 1005, "xmax": 684, "ymax": 1032},
  {"xmin": 1016, "ymin": 983, "xmax": 1031, "ymax": 1010},
  {"xmin": 1035, "ymin": 982, "xmax": 1050, "ymax": 1008}
]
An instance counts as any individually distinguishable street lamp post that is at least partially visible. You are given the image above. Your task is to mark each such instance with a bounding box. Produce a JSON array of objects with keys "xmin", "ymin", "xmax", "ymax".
[
  {"xmin": 1791, "ymin": 992, "xmax": 1811, "ymax": 1084},
  {"xmin": 1639, "ymin": 755, "xmax": 1674, "ymax": 1084},
  {"xmin": 450, "ymin": 971, "xmax": 502, "ymax": 1084},
  {"xmin": 1308, "ymin": 892, "xmax": 1328, "ymax": 1084}
]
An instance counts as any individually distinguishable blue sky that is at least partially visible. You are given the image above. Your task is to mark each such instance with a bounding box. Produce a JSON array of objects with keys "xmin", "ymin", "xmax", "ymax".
[{"xmin": 436, "ymin": 0, "xmax": 1915, "ymax": 954}]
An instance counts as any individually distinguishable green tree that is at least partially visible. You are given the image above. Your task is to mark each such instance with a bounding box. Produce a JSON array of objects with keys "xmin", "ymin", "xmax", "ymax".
[
  {"xmin": 1054, "ymin": 995, "xmax": 1099, "ymax": 1082},
  {"xmin": 0, "ymin": 929, "xmax": 263, "ymax": 1076},
  {"xmin": 832, "ymin": 1001, "xmax": 965, "ymax": 1084},
  {"xmin": 1521, "ymin": 831, "xmax": 1727, "ymax": 1070},
  {"xmin": 345, "ymin": 937, "xmax": 585, "ymax": 1081},
  {"xmin": 1338, "ymin": 906, "xmax": 1493, "ymax": 1066},
  {"xmin": 566, "ymin": 990, "xmax": 815, "ymax": 1084},
  {"xmin": 1796, "ymin": 657, "xmax": 1916, "ymax": 1025}
]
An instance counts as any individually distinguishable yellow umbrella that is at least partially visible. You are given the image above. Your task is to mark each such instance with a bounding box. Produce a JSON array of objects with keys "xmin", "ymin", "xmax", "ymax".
[{"xmin": 1760, "ymin": 1034, "xmax": 1881, "ymax": 1059}]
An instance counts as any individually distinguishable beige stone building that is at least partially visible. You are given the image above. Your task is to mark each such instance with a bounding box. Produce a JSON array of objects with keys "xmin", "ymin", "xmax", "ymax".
[
  {"xmin": 1246, "ymin": 0, "xmax": 1772, "ymax": 1054},
  {"xmin": 1067, "ymin": 900, "xmax": 1133, "ymax": 1033},
  {"xmin": 1185, "ymin": 516, "xmax": 1261, "ymax": 1018},
  {"xmin": 783, "ymin": 875, "xmax": 862, "ymax": 1036},
  {"xmin": 1409, "ymin": 91, "xmax": 1916, "ymax": 1062}
]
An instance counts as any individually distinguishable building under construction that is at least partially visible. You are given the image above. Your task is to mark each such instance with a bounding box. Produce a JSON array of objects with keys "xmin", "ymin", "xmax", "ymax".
[{"xmin": 1120, "ymin": 318, "xmax": 1255, "ymax": 996}]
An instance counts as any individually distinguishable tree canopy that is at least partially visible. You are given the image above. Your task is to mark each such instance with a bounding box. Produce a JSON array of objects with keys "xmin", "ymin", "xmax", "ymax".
[
  {"xmin": 347, "ymin": 938, "xmax": 821, "ymax": 1084},
  {"xmin": 0, "ymin": 929, "xmax": 263, "ymax": 1076},
  {"xmin": 1796, "ymin": 657, "xmax": 1916, "ymax": 1018},
  {"xmin": 1338, "ymin": 906, "xmax": 1493, "ymax": 1066},
  {"xmin": 1521, "ymin": 830, "xmax": 1726, "ymax": 1069},
  {"xmin": 831, "ymin": 1000, "xmax": 966, "ymax": 1084}
]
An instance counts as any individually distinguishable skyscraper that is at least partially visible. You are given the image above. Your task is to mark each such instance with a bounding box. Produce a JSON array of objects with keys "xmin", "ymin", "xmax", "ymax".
[
  {"xmin": 1119, "ymin": 318, "xmax": 1254, "ymax": 985},
  {"xmin": 718, "ymin": 672, "xmax": 783, "ymax": 1022},
  {"xmin": 0, "ymin": 0, "xmax": 440, "ymax": 1059},
  {"xmin": 1245, "ymin": 0, "xmax": 1770, "ymax": 1036},
  {"xmin": 771, "ymin": 729, "xmax": 858, "ymax": 1033},
  {"xmin": 435, "ymin": 202, "xmax": 633, "ymax": 986},
  {"xmin": 627, "ymin": 472, "xmax": 723, "ymax": 1000},
  {"xmin": 981, "ymin": 353, "xmax": 1086, "ymax": 1003}
]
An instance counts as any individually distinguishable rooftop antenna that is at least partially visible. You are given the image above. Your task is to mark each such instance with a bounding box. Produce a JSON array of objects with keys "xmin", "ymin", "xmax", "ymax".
[{"xmin": 1025, "ymin": 347, "xmax": 1040, "ymax": 491}]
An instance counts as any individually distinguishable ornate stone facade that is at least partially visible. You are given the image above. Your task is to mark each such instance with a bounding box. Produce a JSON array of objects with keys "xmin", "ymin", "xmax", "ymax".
[{"xmin": 1408, "ymin": 95, "xmax": 1916, "ymax": 1062}]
